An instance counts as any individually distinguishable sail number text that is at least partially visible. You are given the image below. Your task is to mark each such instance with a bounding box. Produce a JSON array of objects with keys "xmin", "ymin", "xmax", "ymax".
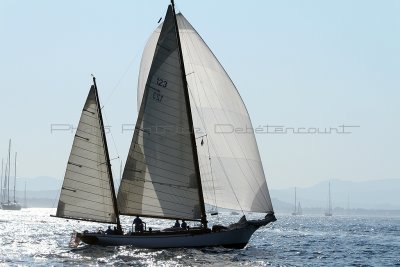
[
  {"xmin": 153, "ymin": 92, "xmax": 163, "ymax": 102},
  {"xmin": 153, "ymin": 77, "xmax": 167, "ymax": 103},
  {"xmin": 156, "ymin": 78, "xmax": 168, "ymax": 88}
]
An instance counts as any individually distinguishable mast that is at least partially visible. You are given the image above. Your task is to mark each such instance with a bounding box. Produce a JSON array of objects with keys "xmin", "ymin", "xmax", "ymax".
[
  {"xmin": 1, "ymin": 159, "xmax": 3, "ymax": 202},
  {"xmin": 294, "ymin": 187, "xmax": 297, "ymax": 213},
  {"xmin": 14, "ymin": 152, "xmax": 17, "ymax": 203},
  {"xmin": 170, "ymin": 0, "xmax": 207, "ymax": 228},
  {"xmin": 24, "ymin": 180, "xmax": 27, "ymax": 208},
  {"xmin": 119, "ymin": 160, "xmax": 122, "ymax": 181},
  {"xmin": 7, "ymin": 139, "xmax": 11, "ymax": 203},
  {"xmin": 3, "ymin": 159, "xmax": 7, "ymax": 203},
  {"xmin": 328, "ymin": 181, "xmax": 331, "ymax": 214},
  {"xmin": 92, "ymin": 77, "xmax": 122, "ymax": 231}
]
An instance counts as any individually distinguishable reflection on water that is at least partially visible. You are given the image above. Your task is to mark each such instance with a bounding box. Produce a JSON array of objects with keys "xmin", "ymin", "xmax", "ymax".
[{"xmin": 0, "ymin": 208, "xmax": 399, "ymax": 266}]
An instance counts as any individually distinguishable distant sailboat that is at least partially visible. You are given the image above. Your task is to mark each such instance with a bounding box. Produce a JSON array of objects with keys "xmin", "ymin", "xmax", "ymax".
[
  {"xmin": 54, "ymin": 0, "xmax": 276, "ymax": 248},
  {"xmin": 1, "ymin": 140, "xmax": 21, "ymax": 210},
  {"xmin": 292, "ymin": 187, "xmax": 303, "ymax": 215},
  {"xmin": 297, "ymin": 202, "xmax": 303, "ymax": 215},
  {"xmin": 325, "ymin": 181, "xmax": 332, "ymax": 216}
]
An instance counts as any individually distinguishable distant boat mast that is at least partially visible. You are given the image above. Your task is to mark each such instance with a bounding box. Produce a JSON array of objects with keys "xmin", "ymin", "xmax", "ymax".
[
  {"xmin": 14, "ymin": 152, "xmax": 17, "ymax": 203},
  {"xmin": 294, "ymin": 187, "xmax": 297, "ymax": 213},
  {"xmin": 7, "ymin": 139, "xmax": 11, "ymax": 203},
  {"xmin": 325, "ymin": 181, "xmax": 333, "ymax": 216},
  {"xmin": 0, "ymin": 159, "xmax": 3, "ymax": 202}
]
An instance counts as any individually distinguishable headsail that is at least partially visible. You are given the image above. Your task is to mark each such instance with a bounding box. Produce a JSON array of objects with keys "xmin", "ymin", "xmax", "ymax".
[
  {"xmin": 117, "ymin": 6, "xmax": 204, "ymax": 221},
  {"xmin": 56, "ymin": 84, "xmax": 118, "ymax": 224},
  {"xmin": 137, "ymin": 13, "xmax": 274, "ymax": 213}
]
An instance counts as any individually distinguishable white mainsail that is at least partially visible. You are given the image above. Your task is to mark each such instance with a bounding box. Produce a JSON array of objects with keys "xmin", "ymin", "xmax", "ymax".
[
  {"xmin": 117, "ymin": 6, "xmax": 203, "ymax": 221},
  {"xmin": 56, "ymin": 85, "xmax": 117, "ymax": 223},
  {"xmin": 137, "ymin": 13, "xmax": 273, "ymax": 213}
]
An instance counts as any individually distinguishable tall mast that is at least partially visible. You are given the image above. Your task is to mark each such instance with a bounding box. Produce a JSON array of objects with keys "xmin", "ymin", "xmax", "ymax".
[
  {"xmin": 170, "ymin": 0, "xmax": 207, "ymax": 228},
  {"xmin": 92, "ymin": 77, "xmax": 122, "ymax": 230},
  {"xmin": 294, "ymin": 187, "xmax": 297, "ymax": 213},
  {"xmin": 328, "ymin": 181, "xmax": 331, "ymax": 213},
  {"xmin": 3, "ymin": 159, "xmax": 7, "ymax": 203},
  {"xmin": 0, "ymin": 159, "xmax": 3, "ymax": 202},
  {"xmin": 14, "ymin": 152, "xmax": 17, "ymax": 203},
  {"xmin": 7, "ymin": 139, "xmax": 11, "ymax": 203},
  {"xmin": 24, "ymin": 180, "xmax": 27, "ymax": 208},
  {"xmin": 1, "ymin": 159, "xmax": 3, "ymax": 202}
]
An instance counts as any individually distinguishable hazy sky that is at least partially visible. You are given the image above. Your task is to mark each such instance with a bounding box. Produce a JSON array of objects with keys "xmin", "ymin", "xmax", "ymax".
[{"xmin": 0, "ymin": 0, "xmax": 399, "ymax": 189}]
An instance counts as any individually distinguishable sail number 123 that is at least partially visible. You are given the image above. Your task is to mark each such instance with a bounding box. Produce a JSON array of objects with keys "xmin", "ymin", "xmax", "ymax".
[{"xmin": 153, "ymin": 77, "xmax": 167, "ymax": 103}]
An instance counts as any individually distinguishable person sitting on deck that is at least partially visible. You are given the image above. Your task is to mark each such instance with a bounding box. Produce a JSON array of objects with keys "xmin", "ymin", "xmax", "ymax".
[
  {"xmin": 174, "ymin": 219, "xmax": 180, "ymax": 228},
  {"xmin": 133, "ymin": 216, "xmax": 143, "ymax": 232},
  {"xmin": 105, "ymin": 226, "xmax": 114, "ymax": 235},
  {"xmin": 114, "ymin": 226, "xmax": 123, "ymax": 235},
  {"xmin": 181, "ymin": 220, "xmax": 187, "ymax": 229}
]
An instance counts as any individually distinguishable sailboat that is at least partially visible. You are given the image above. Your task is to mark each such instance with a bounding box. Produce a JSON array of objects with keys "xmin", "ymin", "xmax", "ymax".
[
  {"xmin": 54, "ymin": 0, "xmax": 276, "ymax": 248},
  {"xmin": 297, "ymin": 202, "xmax": 303, "ymax": 215},
  {"xmin": 1, "ymin": 140, "xmax": 21, "ymax": 210},
  {"xmin": 325, "ymin": 181, "xmax": 332, "ymax": 216},
  {"xmin": 291, "ymin": 187, "xmax": 302, "ymax": 215}
]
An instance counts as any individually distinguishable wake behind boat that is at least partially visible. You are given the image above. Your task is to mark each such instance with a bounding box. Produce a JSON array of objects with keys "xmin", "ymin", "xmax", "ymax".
[{"xmin": 54, "ymin": 0, "xmax": 276, "ymax": 248}]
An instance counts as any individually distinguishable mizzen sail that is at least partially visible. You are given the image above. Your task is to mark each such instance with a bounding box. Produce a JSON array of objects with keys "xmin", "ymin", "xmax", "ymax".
[
  {"xmin": 56, "ymin": 85, "xmax": 117, "ymax": 224},
  {"xmin": 117, "ymin": 6, "xmax": 203, "ymax": 221},
  {"xmin": 137, "ymin": 13, "xmax": 274, "ymax": 214}
]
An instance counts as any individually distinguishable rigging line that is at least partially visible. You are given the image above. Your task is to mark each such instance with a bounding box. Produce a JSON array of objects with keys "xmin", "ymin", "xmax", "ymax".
[
  {"xmin": 186, "ymin": 89, "xmax": 213, "ymax": 188},
  {"xmin": 183, "ymin": 52, "xmax": 207, "ymax": 133},
  {"xmin": 51, "ymin": 171, "xmax": 65, "ymax": 210},
  {"xmin": 206, "ymin": 135, "xmax": 218, "ymax": 212},
  {"xmin": 102, "ymin": 48, "xmax": 142, "ymax": 108},
  {"xmin": 101, "ymin": 110, "xmax": 120, "ymax": 160},
  {"xmin": 187, "ymin": 86, "xmax": 217, "ymax": 210},
  {"xmin": 114, "ymin": 159, "xmax": 123, "ymax": 193},
  {"xmin": 183, "ymin": 67, "xmax": 215, "ymax": 207}
]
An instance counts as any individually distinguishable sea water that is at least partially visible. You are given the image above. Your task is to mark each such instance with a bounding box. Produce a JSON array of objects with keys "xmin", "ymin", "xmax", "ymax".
[{"xmin": 0, "ymin": 208, "xmax": 399, "ymax": 266}]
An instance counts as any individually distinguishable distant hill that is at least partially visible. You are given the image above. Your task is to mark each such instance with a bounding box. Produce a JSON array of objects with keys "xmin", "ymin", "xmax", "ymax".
[
  {"xmin": 270, "ymin": 179, "xmax": 400, "ymax": 211},
  {"xmin": 21, "ymin": 176, "xmax": 62, "ymax": 191},
  {"xmin": 8, "ymin": 176, "xmax": 400, "ymax": 210},
  {"xmin": 3, "ymin": 176, "xmax": 61, "ymax": 207}
]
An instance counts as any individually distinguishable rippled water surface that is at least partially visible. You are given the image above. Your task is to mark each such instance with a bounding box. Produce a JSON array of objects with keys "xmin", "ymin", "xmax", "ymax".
[{"xmin": 0, "ymin": 208, "xmax": 399, "ymax": 266}]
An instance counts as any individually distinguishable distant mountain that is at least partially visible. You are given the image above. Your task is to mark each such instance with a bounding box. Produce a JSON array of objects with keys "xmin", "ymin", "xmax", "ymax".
[
  {"xmin": 9, "ymin": 176, "xmax": 400, "ymax": 210},
  {"xmin": 20, "ymin": 176, "xmax": 62, "ymax": 191},
  {"xmin": 270, "ymin": 179, "xmax": 400, "ymax": 211}
]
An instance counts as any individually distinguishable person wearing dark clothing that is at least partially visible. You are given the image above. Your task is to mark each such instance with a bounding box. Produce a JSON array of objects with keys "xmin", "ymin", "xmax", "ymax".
[
  {"xmin": 174, "ymin": 219, "xmax": 180, "ymax": 228},
  {"xmin": 133, "ymin": 216, "xmax": 143, "ymax": 232},
  {"xmin": 181, "ymin": 220, "xmax": 187, "ymax": 229},
  {"xmin": 105, "ymin": 226, "xmax": 114, "ymax": 235},
  {"xmin": 113, "ymin": 226, "xmax": 123, "ymax": 235}
]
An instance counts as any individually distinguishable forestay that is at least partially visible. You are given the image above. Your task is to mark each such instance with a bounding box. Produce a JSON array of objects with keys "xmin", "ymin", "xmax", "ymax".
[
  {"xmin": 117, "ymin": 6, "xmax": 203, "ymax": 221},
  {"xmin": 56, "ymin": 86, "xmax": 117, "ymax": 223},
  {"xmin": 137, "ymin": 13, "xmax": 274, "ymax": 213}
]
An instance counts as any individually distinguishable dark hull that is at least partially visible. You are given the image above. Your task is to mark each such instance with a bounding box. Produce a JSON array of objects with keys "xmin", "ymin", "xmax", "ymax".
[{"xmin": 71, "ymin": 214, "xmax": 277, "ymax": 249}]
